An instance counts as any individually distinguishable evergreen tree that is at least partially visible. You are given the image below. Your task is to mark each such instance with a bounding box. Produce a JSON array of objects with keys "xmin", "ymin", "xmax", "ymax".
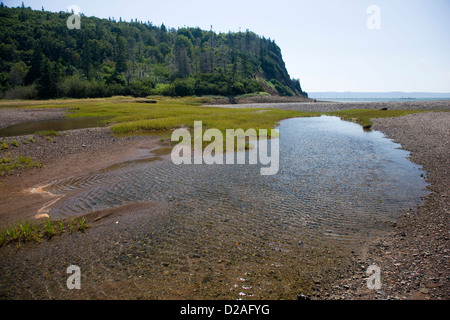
[
  {"xmin": 8, "ymin": 61, "xmax": 28, "ymax": 86},
  {"xmin": 36, "ymin": 56, "xmax": 58, "ymax": 98},
  {"xmin": 115, "ymin": 36, "xmax": 127, "ymax": 73},
  {"xmin": 24, "ymin": 47, "xmax": 43, "ymax": 85},
  {"xmin": 0, "ymin": 6, "xmax": 307, "ymax": 99}
]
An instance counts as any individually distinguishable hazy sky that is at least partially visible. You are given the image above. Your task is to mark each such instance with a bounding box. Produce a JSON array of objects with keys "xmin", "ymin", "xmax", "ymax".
[{"xmin": 4, "ymin": 0, "xmax": 450, "ymax": 92}]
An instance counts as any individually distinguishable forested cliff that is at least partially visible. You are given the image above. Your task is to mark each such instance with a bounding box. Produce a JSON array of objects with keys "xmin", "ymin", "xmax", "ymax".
[{"xmin": 0, "ymin": 4, "xmax": 307, "ymax": 99}]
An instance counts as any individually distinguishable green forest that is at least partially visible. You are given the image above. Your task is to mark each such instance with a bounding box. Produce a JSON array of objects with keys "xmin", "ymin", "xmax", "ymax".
[{"xmin": 0, "ymin": 4, "xmax": 307, "ymax": 100}]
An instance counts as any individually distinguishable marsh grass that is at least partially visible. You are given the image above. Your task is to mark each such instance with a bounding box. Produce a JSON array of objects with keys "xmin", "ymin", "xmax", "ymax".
[
  {"xmin": 54, "ymin": 98, "xmax": 443, "ymax": 144},
  {"xmin": 0, "ymin": 217, "xmax": 90, "ymax": 248},
  {"xmin": 44, "ymin": 219, "xmax": 55, "ymax": 238},
  {"xmin": 0, "ymin": 141, "xmax": 8, "ymax": 150},
  {"xmin": 0, "ymin": 97, "xmax": 443, "ymax": 139},
  {"xmin": 0, "ymin": 97, "xmax": 114, "ymax": 109},
  {"xmin": 75, "ymin": 217, "xmax": 88, "ymax": 232},
  {"xmin": 24, "ymin": 96, "xmax": 318, "ymax": 138},
  {"xmin": 56, "ymin": 219, "xmax": 65, "ymax": 233},
  {"xmin": 35, "ymin": 130, "xmax": 61, "ymax": 137},
  {"xmin": 84, "ymin": 104, "xmax": 319, "ymax": 135},
  {"xmin": 0, "ymin": 155, "xmax": 42, "ymax": 176}
]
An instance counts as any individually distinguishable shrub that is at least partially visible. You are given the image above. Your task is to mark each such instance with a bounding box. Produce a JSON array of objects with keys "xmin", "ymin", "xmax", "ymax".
[
  {"xmin": 58, "ymin": 75, "xmax": 89, "ymax": 98},
  {"xmin": 3, "ymin": 85, "xmax": 38, "ymax": 100},
  {"xmin": 243, "ymin": 79, "xmax": 264, "ymax": 93},
  {"xmin": 270, "ymin": 79, "xmax": 294, "ymax": 96},
  {"xmin": 128, "ymin": 78, "xmax": 156, "ymax": 97},
  {"xmin": 160, "ymin": 83, "xmax": 176, "ymax": 97},
  {"xmin": 172, "ymin": 78, "xmax": 195, "ymax": 97}
]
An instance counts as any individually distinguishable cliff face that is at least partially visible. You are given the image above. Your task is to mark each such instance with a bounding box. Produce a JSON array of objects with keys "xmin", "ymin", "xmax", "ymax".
[{"xmin": 0, "ymin": 5, "xmax": 307, "ymax": 99}]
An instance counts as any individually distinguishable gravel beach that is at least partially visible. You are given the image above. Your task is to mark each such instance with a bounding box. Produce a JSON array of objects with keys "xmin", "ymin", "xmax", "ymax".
[
  {"xmin": 327, "ymin": 112, "xmax": 449, "ymax": 300},
  {"xmin": 205, "ymin": 99, "xmax": 450, "ymax": 112},
  {"xmin": 0, "ymin": 101, "xmax": 448, "ymax": 300}
]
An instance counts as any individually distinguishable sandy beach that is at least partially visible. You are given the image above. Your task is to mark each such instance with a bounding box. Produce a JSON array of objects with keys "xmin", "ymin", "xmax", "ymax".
[{"xmin": 0, "ymin": 101, "xmax": 448, "ymax": 300}]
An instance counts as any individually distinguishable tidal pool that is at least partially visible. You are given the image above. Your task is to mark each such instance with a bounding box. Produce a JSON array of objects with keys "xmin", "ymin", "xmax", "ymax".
[
  {"xmin": 45, "ymin": 116, "xmax": 428, "ymax": 247},
  {"xmin": 0, "ymin": 116, "xmax": 109, "ymax": 137}
]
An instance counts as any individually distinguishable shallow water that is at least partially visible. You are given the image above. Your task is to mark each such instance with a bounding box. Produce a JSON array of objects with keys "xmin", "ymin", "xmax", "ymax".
[
  {"xmin": 0, "ymin": 117, "xmax": 108, "ymax": 137},
  {"xmin": 45, "ymin": 116, "xmax": 428, "ymax": 247}
]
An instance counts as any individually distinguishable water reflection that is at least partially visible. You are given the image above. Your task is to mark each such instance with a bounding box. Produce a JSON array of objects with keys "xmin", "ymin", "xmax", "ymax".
[{"xmin": 0, "ymin": 117, "xmax": 109, "ymax": 137}]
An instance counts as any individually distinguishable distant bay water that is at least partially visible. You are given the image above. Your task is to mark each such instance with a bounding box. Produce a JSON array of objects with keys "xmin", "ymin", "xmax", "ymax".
[{"xmin": 308, "ymin": 92, "xmax": 450, "ymax": 103}]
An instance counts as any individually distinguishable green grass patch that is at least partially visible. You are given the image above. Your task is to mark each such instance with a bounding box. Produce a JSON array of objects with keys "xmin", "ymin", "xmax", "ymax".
[
  {"xmin": 0, "ymin": 97, "xmax": 119, "ymax": 109},
  {"xmin": 0, "ymin": 141, "xmax": 9, "ymax": 150},
  {"xmin": 35, "ymin": 130, "xmax": 61, "ymax": 137},
  {"xmin": 0, "ymin": 155, "xmax": 42, "ymax": 176},
  {"xmin": 109, "ymin": 109, "xmax": 320, "ymax": 136},
  {"xmin": 0, "ymin": 217, "xmax": 90, "ymax": 248}
]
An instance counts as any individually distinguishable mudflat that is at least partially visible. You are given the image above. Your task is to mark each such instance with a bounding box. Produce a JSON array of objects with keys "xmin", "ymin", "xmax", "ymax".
[
  {"xmin": 0, "ymin": 101, "xmax": 448, "ymax": 300},
  {"xmin": 0, "ymin": 126, "xmax": 160, "ymax": 227}
]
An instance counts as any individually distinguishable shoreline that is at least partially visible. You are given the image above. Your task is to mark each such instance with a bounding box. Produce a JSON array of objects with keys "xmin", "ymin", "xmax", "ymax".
[
  {"xmin": 329, "ymin": 112, "xmax": 449, "ymax": 300},
  {"xmin": 204, "ymin": 99, "xmax": 450, "ymax": 112},
  {"xmin": 0, "ymin": 102, "xmax": 448, "ymax": 300}
]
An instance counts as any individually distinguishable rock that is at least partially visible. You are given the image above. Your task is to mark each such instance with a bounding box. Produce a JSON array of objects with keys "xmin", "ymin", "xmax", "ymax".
[
  {"xmin": 419, "ymin": 288, "xmax": 430, "ymax": 294},
  {"xmin": 425, "ymin": 282, "xmax": 441, "ymax": 289},
  {"xmin": 297, "ymin": 293, "xmax": 311, "ymax": 301}
]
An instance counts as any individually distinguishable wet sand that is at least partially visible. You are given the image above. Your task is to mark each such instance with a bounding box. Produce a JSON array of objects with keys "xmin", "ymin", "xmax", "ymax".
[
  {"xmin": 0, "ymin": 127, "xmax": 161, "ymax": 227},
  {"xmin": 0, "ymin": 102, "xmax": 448, "ymax": 300}
]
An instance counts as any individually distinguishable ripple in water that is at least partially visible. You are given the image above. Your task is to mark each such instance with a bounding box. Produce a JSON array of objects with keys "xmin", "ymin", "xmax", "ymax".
[{"xmin": 46, "ymin": 116, "xmax": 428, "ymax": 247}]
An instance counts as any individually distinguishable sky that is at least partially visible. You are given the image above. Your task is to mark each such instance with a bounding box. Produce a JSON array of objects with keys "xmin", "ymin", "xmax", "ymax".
[{"xmin": 3, "ymin": 0, "xmax": 450, "ymax": 93}]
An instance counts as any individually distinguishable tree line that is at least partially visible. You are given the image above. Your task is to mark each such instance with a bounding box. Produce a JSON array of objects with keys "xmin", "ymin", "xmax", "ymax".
[{"xmin": 0, "ymin": 4, "xmax": 307, "ymax": 99}]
